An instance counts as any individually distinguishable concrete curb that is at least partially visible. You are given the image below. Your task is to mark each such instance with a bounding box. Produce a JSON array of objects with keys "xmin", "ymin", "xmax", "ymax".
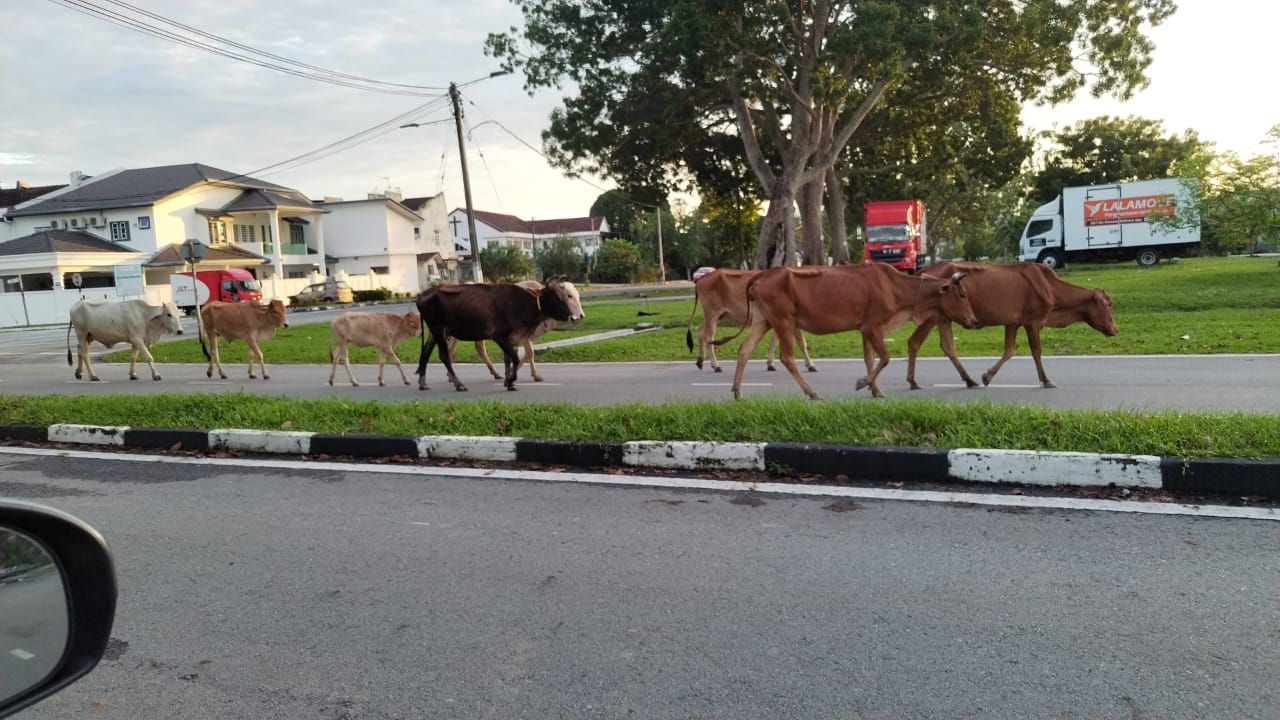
[{"xmin": 0, "ymin": 424, "xmax": 1276, "ymax": 498}]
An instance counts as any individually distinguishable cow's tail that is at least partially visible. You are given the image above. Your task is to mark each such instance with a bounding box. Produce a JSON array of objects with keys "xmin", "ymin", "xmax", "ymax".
[
  {"xmin": 710, "ymin": 277, "xmax": 756, "ymax": 348},
  {"xmin": 65, "ymin": 320, "xmax": 74, "ymax": 366},
  {"xmin": 684, "ymin": 286, "xmax": 702, "ymax": 352}
]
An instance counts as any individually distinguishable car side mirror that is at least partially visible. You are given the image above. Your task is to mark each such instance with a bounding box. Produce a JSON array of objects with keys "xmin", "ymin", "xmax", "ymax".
[{"xmin": 0, "ymin": 501, "xmax": 117, "ymax": 719}]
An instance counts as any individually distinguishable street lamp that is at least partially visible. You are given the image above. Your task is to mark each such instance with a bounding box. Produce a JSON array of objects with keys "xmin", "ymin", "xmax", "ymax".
[{"xmin": 402, "ymin": 70, "xmax": 510, "ymax": 284}]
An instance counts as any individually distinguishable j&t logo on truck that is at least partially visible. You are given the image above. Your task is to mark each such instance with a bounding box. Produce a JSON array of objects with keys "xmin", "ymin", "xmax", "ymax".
[{"xmin": 1083, "ymin": 194, "xmax": 1176, "ymax": 226}]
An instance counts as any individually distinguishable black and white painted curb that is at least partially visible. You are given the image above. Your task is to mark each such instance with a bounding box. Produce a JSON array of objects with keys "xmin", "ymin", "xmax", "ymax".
[{"xmin": 1, "ymin": 423, "xmax": 1276, "ymax": 498}]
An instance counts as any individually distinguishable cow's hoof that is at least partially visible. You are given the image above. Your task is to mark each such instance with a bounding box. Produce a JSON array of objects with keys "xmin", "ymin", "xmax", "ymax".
[
  {"xmin": 378, "ymin": 381, "xmax": 385, "ymax": 387},
  {"xmin": 206, "ymin": 370, "xmax": 213, "ymax": 378},
  {"xmin": 74, "ymin": 372, "xmax": 82, "ymax": 380},
  {"xmin": 981, "ymin": 373, "xmax": 993, "ymax": 386},
  {"xmin": 695, "ymin": 359, "xmax": 704, "ymax": 370},
  {"xmin": 766, "ymin": 365, "xmax": 777, "ymax": 372},
  {"xmin": 807, "ymin": 366, "xmax": 818, "ymax": 373},
  {"xmin": 1043, "ymin": 381, "xmax": 1057, "ymax": 389},
  {"xmin": 152, "ymin": 376, "xmax": 161, "ymax": 382},
  {"xmin": 713, "ymin": 366, "xmax": 723, "ymax": 374},
  {"xmin": 965, "ymin": 379, "xmax": 980, "ymax": 389},
  {"xmin": 506, "ymin": 385, "xmax": 518, "ymax": 392},
  {"xmin": 908, "ymin": 382, "xmax": 922, "ymax": 390},
  {"xmin": 262, "ymin": 376, "xmax": 270, "ymax": 381},
  {"xmin": 129, "ymin": 376, "xmax": 138, "ymax": 381},
  {"xmin": 90, "ymin": 377, "xmax": 101, "ymax": 382},
  {"xmin": 418, "ymin": 385, "xmax": 429, "ymax": 391},
  {"xmin": 218, "ymin": 374, "xmax": 227, "ymax": 380},
  {"xmin": 533, "ymin": 376, "xmax": 544, "ymax": 382},
  {"xmin": 855, "ymin": 377, "xmax": 869, "ymax": 391},
  {"xmin": 454, "ymin": 385, "xmax": 469, "ymax": 392}
]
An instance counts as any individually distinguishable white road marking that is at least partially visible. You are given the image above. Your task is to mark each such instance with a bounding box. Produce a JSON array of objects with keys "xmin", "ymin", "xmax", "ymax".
[
  {"xmin": 934, "ymin": 383, "xmax": 1045, "ymax": 389},
  {"xmin": 409, "ymin": 521, "xmax": 430, "ymax": 527},
  {"xmin": 0, "ymin": 445, "xmax": 1274, "ymax": 522},
  {"xmin": 10, "ymin": 648, "xmax": 35, "ymax": 661},
  {"xmin": 691, "ymin": 382, "xmax": 771, "ymax": 387}
]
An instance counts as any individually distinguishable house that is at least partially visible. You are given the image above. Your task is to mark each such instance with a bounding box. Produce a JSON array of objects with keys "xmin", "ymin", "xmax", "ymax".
[
  {"xmin": 0, "ymin": 181, "xmax": 67, "ymax": 221},
  {"xmin": 448, "ymin": 208, "xmax": 610, "ymax": 263},
  {"xmin": 317, "ymin": 191, "xmax": 459, "ymax": 291}
]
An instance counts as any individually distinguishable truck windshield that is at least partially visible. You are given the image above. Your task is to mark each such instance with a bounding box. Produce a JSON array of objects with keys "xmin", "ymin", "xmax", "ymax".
[
  {"xmin": 236, "ymin": 279, "xmax": 262, "ymax": 292},
  {"xmin": 866, "ymin": 224, "xmax": 910, "ymax": 242}
]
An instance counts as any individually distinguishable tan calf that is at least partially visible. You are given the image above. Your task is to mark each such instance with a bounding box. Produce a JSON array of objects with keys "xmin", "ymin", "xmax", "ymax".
[
  {"xmin": 329, "ymin": 311, "xmax": 422, "ymax": 386},
  {"xmin": 200, "ymin": 299, "xmax": 289, "ymax": 380},
  {"xmin": 684, "ymin": 268, "xmax": 815, "ymax": 373}
]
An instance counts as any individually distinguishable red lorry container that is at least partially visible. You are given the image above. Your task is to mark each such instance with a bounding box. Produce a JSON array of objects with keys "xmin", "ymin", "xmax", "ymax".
[
  {"xmin": 862, "ymin": 200, "xmax": 926, "ymax": 273},
  {"xmin": 170, "ymin": 269, "xmax": 263, "ymax": 314}
]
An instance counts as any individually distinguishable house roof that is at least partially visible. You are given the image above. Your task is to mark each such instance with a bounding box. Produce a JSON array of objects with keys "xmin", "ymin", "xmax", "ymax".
[
  {"xmin": 401, "ymin": 194, "xmax": 443, "ymax": 213},
  {"xmin": 0, "ymin": 229, "xmax": 136, "ymax": 256},
  {"xmin": 145, "ymin": 242, "xmax": 270, "ymax": 268},
  {"xmin": 4, "ymin": 163, "xmax": 309, "ymax": 218},
  {"xmin": 0, "ymin": 183, "xmax": 67, "ymax": 211},
  {"xmin": 220, "ymin": 188, "xmax": 319, "ymax": 214},
  {"xmin": 460, "ymin": 208, "xmax": 606, "ymax": 235}
]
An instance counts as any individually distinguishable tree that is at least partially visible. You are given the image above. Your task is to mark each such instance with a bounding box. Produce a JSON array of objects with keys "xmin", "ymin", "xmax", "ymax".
[
  {"xmin": 478, "ymin": 244, "xmax": 535, "ymax": 283},
  {"xmin": 534, "ymin": 235, "xmax": 588, "ymax": 282},
  {"xmin": 591, "ymin": 238, "xmax": 643, "ymax": 284},
  {"xmin": 1165, "ymin": 126, "xmax": 1280, "ymax": 255},
  {"xmin": 590, "ymin": 190, "xmax": 641, "ymax": 240},
  {"xmin": 489, "ymin": 1, "xmax": 1174, "ymax": 268},
  {"xmin": 1031, "ymin": 116, "xmax": 1210, "ymax": 202}
]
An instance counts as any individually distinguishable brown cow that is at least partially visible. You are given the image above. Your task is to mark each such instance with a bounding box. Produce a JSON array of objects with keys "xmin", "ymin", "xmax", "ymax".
[
  {"xmin": 199, "ymin": 299, "xmax": 289, "ymax": 380},
  {"xmin": 469, "ymin": 279, "xmax": 585, "ymax": 382},
  {"xmin": 684, "ymin": 268, "xmax": 815, "ymax": 373},
  {"xmin": 328, "ymin": 311, "xmax": 421, "ymax": 387},
  {"xmin": 415, "ymin": 281, "xmax": 575, "ymax": 391},
  {"xmin": 730, "ymin": 263, "xmax": 977, "ymax": 399},
  {"xmin": 905, "ymin": 261, "xmax": 1118, "ymax": 389}
]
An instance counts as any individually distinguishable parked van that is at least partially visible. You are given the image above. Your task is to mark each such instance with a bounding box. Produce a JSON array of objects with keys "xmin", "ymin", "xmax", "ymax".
[
  {"xmin": 291, "ymin": 278, "xmax": 353, "ymax": 306},
  {"xmin": 170, "ymin": 269, "xmax": 263, "ymax": 314}
]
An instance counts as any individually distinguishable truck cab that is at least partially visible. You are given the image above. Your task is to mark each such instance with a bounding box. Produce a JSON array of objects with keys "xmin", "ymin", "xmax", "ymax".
[
  {"xmin": 171, "ymin": 269, "xmax": 263, "ymax": 314},
  {"xmin": 862, "ymin": 200, "xmax": 926, "ymax": 273}
]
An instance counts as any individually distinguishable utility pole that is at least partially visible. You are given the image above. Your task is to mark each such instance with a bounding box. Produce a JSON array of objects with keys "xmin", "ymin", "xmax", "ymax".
[
  {"xmin": 656, "ymin": 206, "xmax": 666, "ymax": 283},
  {"xmin": 450, "ymin": 82, "xmax": 484, "ymax": 283}
]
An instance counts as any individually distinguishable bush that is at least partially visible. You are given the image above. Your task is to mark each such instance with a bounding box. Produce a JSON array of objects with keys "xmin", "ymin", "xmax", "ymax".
[
  {"xmin": 592, "ymin": 238, "xmax": 643, "ymax": 283},
  {"xmin": 354, "ymin": 288, "xmax": 392, "ymax": 302}
]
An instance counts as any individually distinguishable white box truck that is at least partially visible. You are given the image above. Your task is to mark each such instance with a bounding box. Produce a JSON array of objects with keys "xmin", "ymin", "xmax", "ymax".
[{"xmin": 1017, "ymin": 178, "xmax": 1200, "ymax": 269}]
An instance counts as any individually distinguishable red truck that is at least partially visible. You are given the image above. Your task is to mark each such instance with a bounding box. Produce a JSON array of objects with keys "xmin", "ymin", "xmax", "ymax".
[
  {"xmin": 170, "ymin": 269, "xmax": 263, "ymax": 314},
  {"xmin": 862, "ymin": 200, "xmax": 926, "ymax": 273}
]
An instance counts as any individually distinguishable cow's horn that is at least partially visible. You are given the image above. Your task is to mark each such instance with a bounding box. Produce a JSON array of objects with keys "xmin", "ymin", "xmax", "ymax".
[{"xmin": 950, "ymin": 271, "xmax": 968, "ymax": 283}]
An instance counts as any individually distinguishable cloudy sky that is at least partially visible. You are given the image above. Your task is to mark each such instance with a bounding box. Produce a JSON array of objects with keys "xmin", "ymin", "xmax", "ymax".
[{"xmin": 2, "ymin": 1, "xmax": 1275, "ymax": 222}]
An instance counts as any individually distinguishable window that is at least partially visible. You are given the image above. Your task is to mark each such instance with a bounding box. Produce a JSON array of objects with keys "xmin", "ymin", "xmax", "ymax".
[
  {"xmin": 289, "ymin": 224, "xmax": 305, "ymax": 245},
  {"xmin": 71, "ymin": 218, "xmax": 79, "ymax": 228},
  {"xmin": 208, "ymin": 220, "xmax": 227, "ymax": 244},
  {"xmin": 1025, "ymin": 219, "xmax": 1054, "ymax": 238},
  {"xmin": 137, "ymin": 216, "xmax": 151, "ymax": 230},
  {"xmin": 370, "ymin": 266, "xmax": 389, "ymax": 275},
  {"xmin": 109, "ymin": 220, "xmax": 130, "ymax": 241},
  {"xmin": 234, "ymin": 224, "xmax": 256, "ymax": 243}
]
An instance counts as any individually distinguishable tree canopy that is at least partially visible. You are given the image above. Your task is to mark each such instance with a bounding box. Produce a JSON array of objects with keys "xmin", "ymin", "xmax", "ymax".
[{"xmin": 489, "ymin": 0, "xmax": 1175, "ymax": 267}]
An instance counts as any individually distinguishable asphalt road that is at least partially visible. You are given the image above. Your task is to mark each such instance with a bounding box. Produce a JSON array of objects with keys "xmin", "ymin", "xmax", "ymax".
[{"xmin": 4, "ymin": 450, "xmax": 1277, "ymax": 719}]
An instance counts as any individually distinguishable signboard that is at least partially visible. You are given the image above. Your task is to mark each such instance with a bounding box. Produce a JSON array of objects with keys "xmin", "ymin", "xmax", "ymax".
[
  {"xmin": 180, "ymin": 240, "xmax": 208, "ymax": 263},
  {"xmin": 113, "ymin": 264, "xmax": 145, "ymax": 298},
  {"xmin": 169, "ymin": 274, "xmax": 210, "ymax": 307},
  {"xmin": 1083, "ymin": 194, "xmax": 1176, "ymax": 226}
]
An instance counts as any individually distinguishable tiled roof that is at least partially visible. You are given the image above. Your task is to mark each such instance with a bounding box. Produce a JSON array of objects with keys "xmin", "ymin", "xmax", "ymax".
[
  {"xmin": 221, "ymin": 188, "xmax": 317, "ymax": 213},
  {"xmin": 4, "ymin": 163, "xmax": 308, "ymax": 218},
  {"xmin": 145, "ymin": 242, "xmax": 269, "ymax": 268},
  {"xmin": 462, "ymin": 208, "xmax": 606, "ymax": 235},
  {"xmin": 0, "ymin": 183, "xmax": 66, "ymax": 210},
  {"xmin": 0, "ymin": 229, "xmax": 136, "ymax": 256}
]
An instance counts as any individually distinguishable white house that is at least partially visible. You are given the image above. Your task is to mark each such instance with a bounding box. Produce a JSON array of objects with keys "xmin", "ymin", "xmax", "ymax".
[
  {"xmin": 316, "ymin": 191, "xmax": 459, "ymax": 291},
  {"xmin": 449, "ymin": 208, "xmax": 610, "ymax": 262}
]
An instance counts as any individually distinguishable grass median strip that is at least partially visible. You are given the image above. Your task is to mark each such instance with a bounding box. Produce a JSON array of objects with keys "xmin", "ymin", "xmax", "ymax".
[{"xmin": 1, "ymin": 393, "xmax": 1277, "ymax": 460}]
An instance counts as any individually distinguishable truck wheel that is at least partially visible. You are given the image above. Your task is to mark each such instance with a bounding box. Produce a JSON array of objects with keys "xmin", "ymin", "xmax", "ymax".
[
  {"xmin": 1038, "ymin": 250, "xmax": 1065, "ymax": 270},
  {"xmin": 1136, "ymin": 248, "xmax": 1161, "ymax": 267}
]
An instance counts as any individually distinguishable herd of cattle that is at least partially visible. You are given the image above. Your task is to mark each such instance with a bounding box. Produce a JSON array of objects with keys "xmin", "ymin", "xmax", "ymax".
[{"xmin": 62, "ymin": 261, "xmax": 1117, "ymax": 399}]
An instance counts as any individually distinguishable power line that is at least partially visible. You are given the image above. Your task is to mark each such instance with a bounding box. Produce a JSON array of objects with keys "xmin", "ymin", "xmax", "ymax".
[{"xmin": 45, "ymin": 0, "xmax": 446, "ymax": 96}]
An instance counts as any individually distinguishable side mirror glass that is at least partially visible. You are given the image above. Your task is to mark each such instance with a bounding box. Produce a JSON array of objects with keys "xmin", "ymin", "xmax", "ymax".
[{"xmin": 0, "ymin": 530, "xmax": 68, "ymax": 701}]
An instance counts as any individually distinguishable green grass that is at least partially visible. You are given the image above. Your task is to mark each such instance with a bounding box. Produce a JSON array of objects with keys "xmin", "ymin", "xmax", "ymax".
[
  {"xmin": 35, "ymin": 256, "xmax": 1280, "ymax": 461},
  {"xmin": 1, "ymin": 393, "xmax": 1278, "ymax": 459}
]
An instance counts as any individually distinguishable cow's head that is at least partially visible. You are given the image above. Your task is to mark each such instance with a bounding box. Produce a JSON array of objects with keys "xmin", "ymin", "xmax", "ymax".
[
  {"xmin": 401, "ymin": 311, "xmax": 422, "ymax": 337},
  {"xmin": 267, "ymin": 298, "xmax": 289, "ymax": 328},
  {"xmin": 539, "ymin": 282, "xmax": 575, "ymax": 322},
  {"xmin": 1082, "ymin": 288, "xmax": 1119, "ymax": 336},
  {"xmin": 559, "ymin": 280, "xmax": 585, "ymax": 322},
  {"xmin": 937, "ymin": 271, "xmax": 979, "ymax": 329},
  {"xmin": 158, "ymin": 302, "xmax": 184, "ymax": 335}
]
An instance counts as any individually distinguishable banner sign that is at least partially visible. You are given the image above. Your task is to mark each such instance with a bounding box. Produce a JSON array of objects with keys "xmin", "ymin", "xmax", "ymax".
[{"xmin": 1083, "ymin": 194, "xmax": 1176, "ymax": 226}]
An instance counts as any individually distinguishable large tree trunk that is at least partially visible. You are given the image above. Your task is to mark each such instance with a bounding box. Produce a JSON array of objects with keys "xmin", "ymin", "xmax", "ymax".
[
  {"xmin": 754, "ymin": 185, "xmax": 798, "ymax": 268},
  {"xmin": 825, "ymin": 166, "xmax": 849, "ymax": 264},
  {"xmin": 800, "ymin": 179, "xmax": 825, "ymax": 265}
]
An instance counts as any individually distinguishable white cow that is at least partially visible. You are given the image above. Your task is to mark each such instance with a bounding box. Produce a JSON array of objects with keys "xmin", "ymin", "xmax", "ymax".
[{"xmin": 66, "ymin": 299, "xmax": 185, "ymax": 381}]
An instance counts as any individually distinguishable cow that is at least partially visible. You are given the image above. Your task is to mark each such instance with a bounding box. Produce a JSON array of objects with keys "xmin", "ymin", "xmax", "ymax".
[
  {"xmin": 729, "ymin": 263, "xmax": 977, "ymax": 400},
  {"xmin": 468, "ymin": 279, "xmax": 585, "ymax": 382},
  {"xmin": 415, "ymin": 281, "xmax": 575, "ymax": 392},
  {"xmin": 684, "ymin": 268, "xmax": 816, "ymax": 373},
  {"xmin": 66, "ymin": 299, "xmax": 184, "ymax": 381},
  {"xmin": 199, "ymin": 299, "xmax": 289, "ymax": 380},
  {"xmin": 328, "ymin": 310, "xmax": 422, "ymax": 387},
  {"xmin": 904, "ymin": 261, "xmax": 1119, "ymax": 389}
]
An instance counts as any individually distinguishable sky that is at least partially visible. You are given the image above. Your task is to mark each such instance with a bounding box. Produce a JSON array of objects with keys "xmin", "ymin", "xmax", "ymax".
[{"xmin": 2, "ymin": 1, "xmax": 1275, "ymax": 223}]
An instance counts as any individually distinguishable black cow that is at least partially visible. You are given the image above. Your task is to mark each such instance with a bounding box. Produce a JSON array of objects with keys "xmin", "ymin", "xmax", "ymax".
[{"xmin": 415, "ymin": 282, "xmax": 574, "ymax": 392}]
